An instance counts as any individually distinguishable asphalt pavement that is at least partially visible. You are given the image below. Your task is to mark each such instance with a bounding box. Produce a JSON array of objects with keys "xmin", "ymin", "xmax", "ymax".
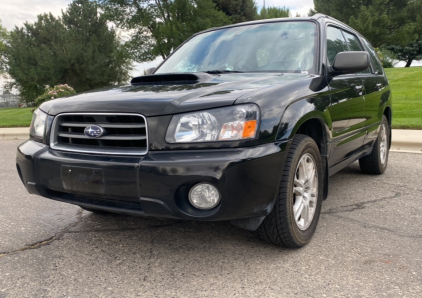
[{"xmin": 0, "ymin": 139, "xmax": 421, "ymax": 297}]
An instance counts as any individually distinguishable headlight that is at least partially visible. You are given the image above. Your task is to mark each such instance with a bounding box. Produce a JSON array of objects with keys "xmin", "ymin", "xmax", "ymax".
[
  {"xmin": 166, "ymin": 104, "xmax": 260, "ymax": 143},
  {"xmin": 30, "ymin": 109, "xmax": 47, "ymax": 140}
]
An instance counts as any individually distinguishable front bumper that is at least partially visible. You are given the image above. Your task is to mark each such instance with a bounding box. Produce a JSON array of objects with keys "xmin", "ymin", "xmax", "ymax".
[{"xmin": 16, "ymin": 140, "xmax": 290, "ymax": 222}]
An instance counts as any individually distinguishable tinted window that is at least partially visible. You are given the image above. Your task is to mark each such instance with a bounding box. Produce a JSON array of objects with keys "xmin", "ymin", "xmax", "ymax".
[
  {"xmin": 342, "ymin": 31, "xmax": 363, "ymax": 51},
  {"xmin": 326, "ymin": 27, "xmax": 347, "ymax": 65},
  {"xmin": 343, "ymin": 31, "xmax": 371, "ymax": 73},
  {"xmin": 361, "ymin": 37, "xmax": 383, "ymax": 74},
  {"xmin": 156, "ymin": 22, "xmax": 317, "ymax": 74}
]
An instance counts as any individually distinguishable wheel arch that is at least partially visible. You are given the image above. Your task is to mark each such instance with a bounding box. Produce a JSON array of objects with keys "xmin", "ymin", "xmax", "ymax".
[
  {"xmin": 293, "ymin": 117, "xmax": 330, "ymax": 201},
  {"xmin": 276, "ymin": 102, "xmax": 331, "ymax": 200},
  {"xmin": 276, "ymin": 102, "xmax": 331, "ymax": 158}
]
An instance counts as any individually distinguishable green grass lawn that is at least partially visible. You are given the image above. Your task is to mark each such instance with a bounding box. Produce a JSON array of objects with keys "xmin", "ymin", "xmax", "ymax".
[
  {"xmin": 0, "ymin": 108, "xmax": 33, "ymax": 127},
  {"xmin": 385, "ymin": 67, "xmax": 422, "ymax": 129},
  {"xmin": 0, "ymin": 68, "xmax": 421, "ymax": 129}
]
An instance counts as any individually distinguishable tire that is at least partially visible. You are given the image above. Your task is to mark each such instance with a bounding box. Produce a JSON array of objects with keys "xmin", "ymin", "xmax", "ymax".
[
  {"xmin": 359, "ymin": 115, "xmax": 390, "ymax": 175},
  {"xmin": 259, "ymin": 135, "xmax": 323, "ymax": 248},
  {"xmin": 80, "ymin": 206, "xmax": 114, "ymax": 215}
]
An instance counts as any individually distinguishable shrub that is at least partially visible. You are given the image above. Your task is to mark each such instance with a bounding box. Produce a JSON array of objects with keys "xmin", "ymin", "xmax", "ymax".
[
  {"xmin": 35, "ymin": 84, "xmax": 76, "ymax": 106},
  {"xmin": 376, "ymin": 48, "xmax": 398, "ymax": 68}
]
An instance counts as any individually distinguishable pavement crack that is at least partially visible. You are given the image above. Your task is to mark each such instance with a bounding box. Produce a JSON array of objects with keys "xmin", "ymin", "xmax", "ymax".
[
  {"xmin": 142, "ymin": 225, "xmax": 156, "ymax": 282},
  {"xmin": 328, "ymin": 213, "xmax": 422, "ymax": 240},
  {"xmin": 376, "ymin": 181, "xmax": 422, "ymax": 193},
  {"xmin": 65, "ymin": 220, "xmax": 184, "ymax": 234},
  {"xmin": 0, "ymin": 209, "xmax": 83, "ymax": 259},
  {"xmin": 322, "ymin": 192, "xmax": 401, "ymax": 215}
]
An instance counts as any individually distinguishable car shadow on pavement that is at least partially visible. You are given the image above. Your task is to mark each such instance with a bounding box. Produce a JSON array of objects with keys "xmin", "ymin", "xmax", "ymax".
[{"xmin": 63, "ymin": 161, "xmax": 378, "ymax": 254}]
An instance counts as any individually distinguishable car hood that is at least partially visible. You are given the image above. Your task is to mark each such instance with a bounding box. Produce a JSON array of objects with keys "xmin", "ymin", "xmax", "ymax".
[{"xmin": 40, "ymin": 73, "xmax": 311, "ymax": 117}]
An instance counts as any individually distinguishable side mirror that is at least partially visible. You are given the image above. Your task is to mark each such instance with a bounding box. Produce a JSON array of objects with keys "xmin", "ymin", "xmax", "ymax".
[
  {"xmin": 144, "ymin": 67, "xmax": 157, "ymax": 75},
  {"xmin": 330, "ymin": 51, "xmax": 370, "ymax": 76}
]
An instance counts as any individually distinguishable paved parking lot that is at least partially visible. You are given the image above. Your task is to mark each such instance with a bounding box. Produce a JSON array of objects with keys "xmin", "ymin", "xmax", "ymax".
[{"xmin": 1, "ymin": 139, "xmax": 421, "ymax": 297}]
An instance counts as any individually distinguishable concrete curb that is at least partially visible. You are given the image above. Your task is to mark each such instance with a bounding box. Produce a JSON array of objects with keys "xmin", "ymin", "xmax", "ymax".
[
  {"xmin": 0, "ymin": 128, "xmax": 29, "ymax": 140},
  {"xmin": 390, "ymin": 129, "xmax": 422, "ymax": 153},
  {"xmin": 1, "ymin": 127, "xmax": 421, "ymax": 153},
  {"xmin": 390, "ymin": 149, "xmax": 422, "ymax": 154}
]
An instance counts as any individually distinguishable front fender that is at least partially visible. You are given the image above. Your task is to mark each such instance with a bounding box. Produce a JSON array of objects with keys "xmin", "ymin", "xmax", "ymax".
[
  {"xmin": 275, "ymin": 95, "xmax": 332, "ymax": 201},
  {"xmin": 276, "ymin": 95, "xmax": 332, "ymax": 142}
]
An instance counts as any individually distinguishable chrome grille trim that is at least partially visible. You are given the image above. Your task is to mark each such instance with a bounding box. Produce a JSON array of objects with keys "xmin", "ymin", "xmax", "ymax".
[{"xmin": 50, "ymin": 113, "xmax": 149, "ymax": 156}]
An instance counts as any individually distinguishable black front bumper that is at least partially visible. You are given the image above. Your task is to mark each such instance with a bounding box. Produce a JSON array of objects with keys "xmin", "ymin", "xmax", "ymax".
[{"xmin": 16, "ymin": 140, "xmax": 290, "ymax": 222}]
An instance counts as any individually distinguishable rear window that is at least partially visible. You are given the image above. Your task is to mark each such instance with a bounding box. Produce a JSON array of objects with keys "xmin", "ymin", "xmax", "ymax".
[{"xmin": 361, "ymin": 37, "xmax": 384, "ymax": 74}]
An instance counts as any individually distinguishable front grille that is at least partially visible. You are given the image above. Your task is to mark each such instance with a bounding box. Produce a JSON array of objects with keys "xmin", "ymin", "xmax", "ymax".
[{"xmin": 50, "ymin": 113, "xmax": 148, "ymax": 155}]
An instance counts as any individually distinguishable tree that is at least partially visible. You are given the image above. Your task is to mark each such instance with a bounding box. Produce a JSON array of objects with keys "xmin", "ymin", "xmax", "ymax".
[
  {"xmin": 61, "ymin": 0, "xmax": 132, "ymax": 90},
  {"xmin": 5, "ymin": 0, "xmax": 132, "ymax": 102},
  {"xmin": 212, "ymin": 0, "xmax": 257, "ymax": 23},
  {"xmin": 308, "ymin": 8, "xmax": 317, "ymax": 16},
  {"xmin": 97, "ymin": 0, "xmax": 231, "ymax": 63},
  {"xmin": 0, "ymin": 20, "xmax": 8, "ymax": 74},
  {"xmin": 258, "ymin": 6, "xmax": 290, "ymax": 19},
  {"xmin": 313, "ymin": 0, "xmax": 422, "ymax": 48},
  {"xmin": 376, "ymin": 48, "xmax": 398, "ymax": 68},
  {"xmin": 387, "ymin": 40, "xmax": 422, "ymax": 67}
]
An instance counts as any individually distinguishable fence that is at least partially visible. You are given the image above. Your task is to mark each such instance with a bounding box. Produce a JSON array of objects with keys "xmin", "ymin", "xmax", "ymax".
[{"xmin": 0, "ymin": 94, "xmax": 22, "ymax": 108}]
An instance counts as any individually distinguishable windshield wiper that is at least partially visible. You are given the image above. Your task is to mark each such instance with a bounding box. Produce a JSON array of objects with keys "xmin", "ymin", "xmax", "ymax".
[{"xmin": 204, "ymin": 70, "xmax": 244, "ymax": 74}]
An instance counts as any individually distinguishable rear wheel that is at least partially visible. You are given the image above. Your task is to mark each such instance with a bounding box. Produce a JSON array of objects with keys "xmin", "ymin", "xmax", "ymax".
[
  {"xmin": 259, "ymin": 135, "xmax": 323, "ymax": 248},
  {"xmin": 359, "ymin": 115, "xmax": 390, "ymax": 175}
]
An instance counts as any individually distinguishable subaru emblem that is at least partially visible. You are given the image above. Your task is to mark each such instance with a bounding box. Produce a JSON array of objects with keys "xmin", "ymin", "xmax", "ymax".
[{"xmin": 84, "ymin": 125, "xmax": 104, "ymax": 138}]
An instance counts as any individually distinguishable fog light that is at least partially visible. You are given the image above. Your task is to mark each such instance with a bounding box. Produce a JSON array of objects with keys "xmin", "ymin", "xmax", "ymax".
[{"xmin": 189, "ymin": 183, "xmax": 220, "ymax": 210}]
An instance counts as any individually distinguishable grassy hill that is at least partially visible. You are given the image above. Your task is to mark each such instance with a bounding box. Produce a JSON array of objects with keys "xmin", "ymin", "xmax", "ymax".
[
  {"xmin": 385, "ymin": 67, "xmax": 422, "ymax": 129},
  {"xmin": 0, "ymin": 67, "xmax": 421, "ymax": 129},
  {"xmin": 0, "ymin": 108, "xmax": 33, "ymax": 128}
]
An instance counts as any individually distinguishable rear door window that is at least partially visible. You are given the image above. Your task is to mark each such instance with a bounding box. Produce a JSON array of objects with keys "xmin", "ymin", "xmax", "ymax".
[{"xmin": 361, "ymin": 37, "xmax": 384, "ymax": 74}]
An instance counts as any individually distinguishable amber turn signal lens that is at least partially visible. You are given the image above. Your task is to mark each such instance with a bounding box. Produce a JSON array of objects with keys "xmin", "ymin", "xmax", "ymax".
[{"xmin": 242, "ymin": 120, "xmax": 257, "ymax": 138}]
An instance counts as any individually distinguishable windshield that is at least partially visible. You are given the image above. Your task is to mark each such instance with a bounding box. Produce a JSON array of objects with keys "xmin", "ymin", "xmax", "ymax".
[{"xmin": 156, "ymin": 21, "xmax": 317, "ymax": 74}]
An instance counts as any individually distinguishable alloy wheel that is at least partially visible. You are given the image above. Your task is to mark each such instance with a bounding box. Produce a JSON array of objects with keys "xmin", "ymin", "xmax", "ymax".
[
  {"xmin": 293, "ymin": 153, "xmax": 318, "ymax": 230},
  {"xmin": 380, "ymin": 124, "xmax": 388, "ymax": 166}
]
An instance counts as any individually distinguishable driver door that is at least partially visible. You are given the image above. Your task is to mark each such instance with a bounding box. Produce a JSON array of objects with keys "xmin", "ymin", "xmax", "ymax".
[{"xmin": 326, "ymin": 26, "xmax": 367, "ymax": 167}]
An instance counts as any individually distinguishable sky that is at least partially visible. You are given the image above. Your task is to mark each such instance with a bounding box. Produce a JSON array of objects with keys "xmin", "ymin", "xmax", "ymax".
[
  {"xmin": 0, "ymin": 0, "xmax": 314, "ymax": 31},
  {"xmin": 0, "ymin": 0, "xmax": 71, "ymax": 31},
  {"xmin": 0, "ymin": 0, "xmax": 314, "ymax": 81},
  {"xmin": 257, "ymin": 0, "xmax": 314, "ymax": 16}
]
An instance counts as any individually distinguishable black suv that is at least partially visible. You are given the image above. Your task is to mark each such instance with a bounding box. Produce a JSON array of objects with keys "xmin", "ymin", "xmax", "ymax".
[{"xmin": 16, "ymin": 14, "xmax": 392, "ymax": 248}]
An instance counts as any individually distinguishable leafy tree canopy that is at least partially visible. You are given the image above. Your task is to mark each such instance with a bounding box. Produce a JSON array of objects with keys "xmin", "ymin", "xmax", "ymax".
[
  {"xmin": 387, "ymin": 40, "xmax": 422, "ymax": 67},
  {"xmin": 313, "ymin": 0, "xmax": 422, "ymax": 48},
  {"xmin": 212, "ymin": 0, "xmax": 257, "ymax": 23},
  {"xmin": 97, "ymin": 0, "xmax": 231, "ymax": 63},
  {"xmin": 0, "ymin": 20, "xmax": 8, "ymax": 74},
  {"xmin": 259, "ymin": 6, "xmax": 290, "ymax": 19},
  {"xmin": 5, "ymin": 0, "xmax": 132, "ymax": 102}
]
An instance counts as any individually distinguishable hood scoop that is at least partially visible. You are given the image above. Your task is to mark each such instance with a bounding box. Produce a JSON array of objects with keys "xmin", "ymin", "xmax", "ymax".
[{"xmin": 131, "ymin": 73, "xmax": 214, "ymax": 85}]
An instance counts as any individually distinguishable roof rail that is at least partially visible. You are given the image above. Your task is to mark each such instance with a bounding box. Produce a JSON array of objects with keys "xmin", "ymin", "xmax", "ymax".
[
  {"xmin": 312, "ymin": 13, "xmax": 359, "ymax": 34},
  {"xmin": 312, "ymin": 13, "xmax": 328, "ymax": 19}
]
